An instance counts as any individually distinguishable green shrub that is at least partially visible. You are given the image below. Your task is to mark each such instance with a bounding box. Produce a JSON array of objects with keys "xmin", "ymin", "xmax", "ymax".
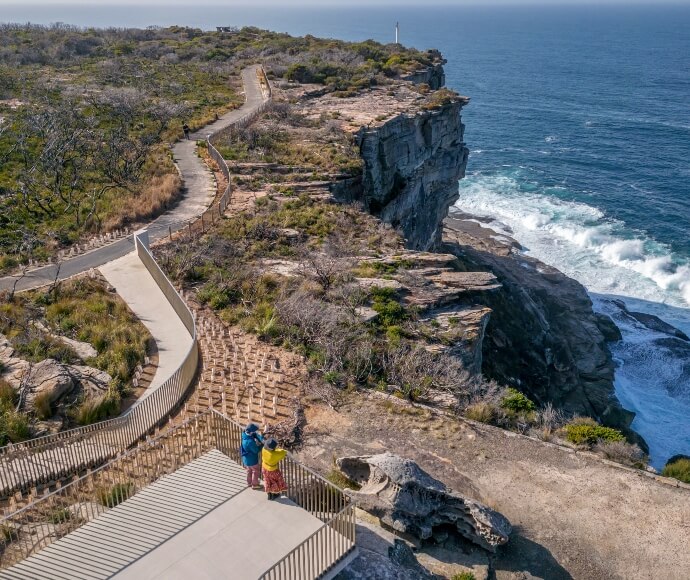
[
  {"xmin": 0, "ymin": 410, "xmax": 30, "ymax": 445},
  {"xmin": 452, "ymin": 573, "xmax": 476, "ymax": 580},
  {"xmin": 563, "ymin": 418, "xmax": 625, "ymax": 446},
  {"xmin": 501, "ymin": 388, "xmax": 536, "ymax": 413},
  {"xmin": 662, "ymin": 458, "xmax": 690, "ymax": 484},
  {"xmin": 97, "ymin": 482, "xmax": 134, "ymax": 507},
  {"xmin": 47, "ymin": 508, "xmax": 73, "ymax": 525},
  {"xmin": 0, "ymin": 380, "xmax": 16, "ymax": 406}
]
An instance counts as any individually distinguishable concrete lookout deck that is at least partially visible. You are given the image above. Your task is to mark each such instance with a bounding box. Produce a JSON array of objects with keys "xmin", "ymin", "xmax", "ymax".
[{"xmin": 0, "ymin": 450, "xmax": 327, "ymax": 580}]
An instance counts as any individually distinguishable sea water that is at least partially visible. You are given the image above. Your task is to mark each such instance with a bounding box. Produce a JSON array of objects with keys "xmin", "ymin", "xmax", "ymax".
[{"xmin": 2, "ymin": 4, "xmax": 689, "ymax": 465}]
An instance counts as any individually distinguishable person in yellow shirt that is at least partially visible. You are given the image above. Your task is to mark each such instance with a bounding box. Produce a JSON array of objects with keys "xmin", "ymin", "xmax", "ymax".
[{"xmin": 261, "ymin": 438, "xmax": 288, "ymax": 500}]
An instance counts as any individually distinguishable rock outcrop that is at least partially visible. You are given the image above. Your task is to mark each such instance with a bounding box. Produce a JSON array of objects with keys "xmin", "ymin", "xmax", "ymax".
[
  {"xmin": 0, "ymin": 333, "xmax": 111, "ymax": 415},
  {"xmin": 339, "ymin": 101, "xmax": 469, "ymax": 252},
  {"xmin": 443, "ymin": 218, "xmax": 641, "ymax": 442},
  {"xmin": 402, "ymin": 62, "xmax": 446, "ymax": 90},
  {"xmin": 336, "ymin": 453, "xmax": 511, "ymax": 552}
]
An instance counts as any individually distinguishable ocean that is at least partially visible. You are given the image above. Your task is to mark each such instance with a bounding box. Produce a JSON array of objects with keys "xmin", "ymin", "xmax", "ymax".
[{"xmin": 3, "ymin": 3, "xmax": 689, "ymax": 466}]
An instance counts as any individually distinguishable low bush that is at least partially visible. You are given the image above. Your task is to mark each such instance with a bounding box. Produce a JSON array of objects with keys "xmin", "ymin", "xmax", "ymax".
[
  {"xmin": 594, "ymin": 440, "xmax": 646, "ymax": 468},
  {"xmin": 452, "ymin": 573, "xmax": 476, "ymax": 580},
  {"xmin": 33, "ymin": 391, "xmax": 54, "ymax": 421},
  {"xmin": 73, "ymin": 393, "xmax": 121, "ymax": 426},
  {"xmin": 97, "ymin": 482, "xmax": 134, "ymax": 507},
  {"xmin": 501, "ymin": 388, "xmax": 536, "ymax": 413},
  {"xmin": 563, "ymin": 418, "xmax": 625, "ymax": 446},
  {"xmin": 662, "ymin": 458, "xmax": 690, "ymax": 484},
  {"xmin": 464, "ymin": 402, "xmax": 498, "ymax": 424}
]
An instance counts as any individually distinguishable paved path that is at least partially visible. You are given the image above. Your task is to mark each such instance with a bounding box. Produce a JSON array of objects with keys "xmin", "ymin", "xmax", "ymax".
[
  {"xmin": 99, "ymin": 252, "xmax": 192, "ymax": 398},
  {"xmin": 0, "ymin": 450, "xmax": 324, "ymax": 580},
  {"xmin": 0, "ymin": 65, "xmax": 267, "ymax": 294}
]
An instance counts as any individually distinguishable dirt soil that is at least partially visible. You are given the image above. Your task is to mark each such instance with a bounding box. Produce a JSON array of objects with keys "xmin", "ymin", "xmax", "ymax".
[{"xmin": 296, "ymin": 393, "xmax": 690, "ymax": 580}]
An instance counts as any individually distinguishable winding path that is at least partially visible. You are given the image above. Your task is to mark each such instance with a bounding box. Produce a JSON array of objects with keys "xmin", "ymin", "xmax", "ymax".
[
  {"xmin": 0, "ymin": 66, "xmax": 270, "ymax": 497},
  {"xmin": 0, "ymin": 65, "xmax": 267, "ymax": 293}
]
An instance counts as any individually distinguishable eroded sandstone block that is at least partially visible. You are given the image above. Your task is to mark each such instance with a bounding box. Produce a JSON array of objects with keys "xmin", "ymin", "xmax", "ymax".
[{"xmin": 336, "ymin": 452, "xmax": 511, "ymax": 552}]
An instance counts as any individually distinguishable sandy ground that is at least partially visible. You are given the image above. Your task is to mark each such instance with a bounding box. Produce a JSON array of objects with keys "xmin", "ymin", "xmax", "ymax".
[{"xmin": 297, "ymin": 394, "xmax": 690, "ymax": 580}]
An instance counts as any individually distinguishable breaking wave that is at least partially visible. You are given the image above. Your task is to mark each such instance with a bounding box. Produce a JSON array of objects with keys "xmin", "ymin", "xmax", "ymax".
[{"xmin": 455, "ymin": 170, "xmax": 690, "ymax": 467}]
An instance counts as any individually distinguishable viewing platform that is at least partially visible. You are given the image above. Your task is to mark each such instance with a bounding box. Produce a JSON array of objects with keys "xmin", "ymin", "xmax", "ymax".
[{"xmin": 0, "ymin": 413, "xmax": 356, "ymax": 579}]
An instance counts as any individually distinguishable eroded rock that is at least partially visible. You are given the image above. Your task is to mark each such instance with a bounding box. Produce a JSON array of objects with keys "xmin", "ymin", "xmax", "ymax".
[{"xmin": 336, "ymin": 453, "xmax": 511, "ymax": 552}]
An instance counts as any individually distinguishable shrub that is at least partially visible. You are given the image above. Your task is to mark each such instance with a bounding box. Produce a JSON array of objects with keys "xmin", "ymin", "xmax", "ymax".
[
  {"xmin": 662, "ymin": 458, "xmax": 690, "ymax": 484},
  {"xmin": 73, "ymin": 393, "xmax": 121, "ymax": 426},
  {"xmin": 33, "ymin": 391, "xmax": 53, "ymax": 421},
  {"xmin": 563, "ymin": 418, "xmax": 625, "ymax": 446},
  {"xmin": 501, "ymin": 388, "xmax": 536, "ymax": 413},
  {"xmin": 0, "ymin": 380, "xmax": 16, "ymax": 406},
  {"xmin": 0, "ymin": 410, "xmax": 30, "ymax": 444},
  {"xmin": 97, "ymin": 482, "xmax": 134, "ymax": 507},
  {"xmin": 594, "ymin": 440, "xmax": 646, "ymax": 468},
  {"xmin": 464, "ymin": 402, "xmax": 497, "ymax": 424},
  {"xmin": 452, "ymin": 573, "xmax": 476, "ymax": 580}
]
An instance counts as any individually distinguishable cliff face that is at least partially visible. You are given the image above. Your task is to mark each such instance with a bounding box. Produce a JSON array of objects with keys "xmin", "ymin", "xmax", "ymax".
[
  {"xmin": 401, "ymin": 62, "xmax": 446, "ymax": 90},
  {"xmin": 442, "ymin": 221, "xmax": 638, "ymax": 439},
  {"xmin": 350, "ymin": 103, "xmax": 469, "ymax": 251},
  {"xmin": 336, "ymin": 71, "xmax": 639, "ymax": 440}
]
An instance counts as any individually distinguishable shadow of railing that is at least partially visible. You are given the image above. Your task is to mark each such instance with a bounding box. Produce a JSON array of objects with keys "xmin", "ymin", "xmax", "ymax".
[{"xmin": 0, "ymin": 410, "xmax": 354, "ymax": 580}]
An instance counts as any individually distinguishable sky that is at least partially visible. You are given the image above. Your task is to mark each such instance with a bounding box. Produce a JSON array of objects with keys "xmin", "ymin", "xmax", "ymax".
[{"xmin": 2, "ymin": 0, "xmax": 689, "ymax": 4}]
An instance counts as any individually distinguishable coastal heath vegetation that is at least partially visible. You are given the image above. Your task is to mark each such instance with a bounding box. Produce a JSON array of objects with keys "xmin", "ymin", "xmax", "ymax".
[
  {"xmin": 0, "ymin": 23, "xmax": 436, "ymax": 269},
  {"xmin": 0, "ymin": 277, "xmax": 150, "ymax": 433}
]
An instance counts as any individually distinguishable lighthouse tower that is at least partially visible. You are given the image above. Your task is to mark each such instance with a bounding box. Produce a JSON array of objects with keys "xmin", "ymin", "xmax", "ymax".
[{"xmin": 395, "ymin": 22, "xmax": 399, "ymax": 45}]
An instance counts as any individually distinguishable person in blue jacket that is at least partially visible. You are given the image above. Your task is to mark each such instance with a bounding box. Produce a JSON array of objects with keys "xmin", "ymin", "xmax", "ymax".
[{"xmin": 241, "ymin": 423, "xmax": 264, "ymax": 489}]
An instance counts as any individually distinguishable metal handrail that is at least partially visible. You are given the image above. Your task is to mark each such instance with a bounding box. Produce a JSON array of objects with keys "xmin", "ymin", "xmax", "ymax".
[
  {"xmin": 0, "ymin": 232, "xmax": 198, "ymax": 498},
  {"xmin": 0, "ymin": 411, "xmax": 354, "ymax": 577},
  {"xmin": 259, "ymin": 504, "xmax": 356, "ymax": 580}
]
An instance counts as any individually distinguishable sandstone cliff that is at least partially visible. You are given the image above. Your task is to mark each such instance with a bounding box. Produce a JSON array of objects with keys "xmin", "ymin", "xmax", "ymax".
[
  {"xmin": 337, "ymin": 66, "xmax": 638, "ymax": 439},
  {"xmin": 339, "ymin": 101, "xmax": 469, "ymax": 252}
]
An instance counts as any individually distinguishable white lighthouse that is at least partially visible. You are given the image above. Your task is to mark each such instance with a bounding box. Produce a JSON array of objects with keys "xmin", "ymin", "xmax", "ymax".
[{"xmin": 395, "ymin": 22, "xmax": 399, "ymax": 45}]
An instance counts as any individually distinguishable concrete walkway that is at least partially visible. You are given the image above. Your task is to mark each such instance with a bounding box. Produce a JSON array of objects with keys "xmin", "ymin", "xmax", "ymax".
[
  {"xmin": 99, "ymin": 252, "xmax": 192, "ymax": 397},
  {"xmin": 0, "ymin": 451, "xmax": 324, "ymax": 580},
  {"xmin": 0, "ymin": 65, "xmax": 268, "ymax": 294}
]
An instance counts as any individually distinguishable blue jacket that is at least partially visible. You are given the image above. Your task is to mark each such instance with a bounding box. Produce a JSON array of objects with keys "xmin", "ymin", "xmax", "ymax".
[{"xmin": 241, "ymin": 431, "xmax": 264, "ymax": 467}]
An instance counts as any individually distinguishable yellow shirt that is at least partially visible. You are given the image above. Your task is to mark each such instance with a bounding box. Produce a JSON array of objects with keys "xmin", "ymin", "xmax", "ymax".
[{"xmin": 262, "ymin": 448, "xmax": 287, "ymax": 471}]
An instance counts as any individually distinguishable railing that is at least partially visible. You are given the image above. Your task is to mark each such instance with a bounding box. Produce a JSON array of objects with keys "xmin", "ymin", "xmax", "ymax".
[
  {"xmin": 193, "ymin": 65, "xmax": 272, "ymax": 237},
  {"xmin": 0, "ymin": 232, "xmax": 198, "ymax": 499},
  {"xmin": 260, "ymin": 505, "xmax": 356, "ymax": 580},
  {"xmin": 0, "ymin": 412, "xmax": 216, "ymax": 569},
  {"xmin": 0, "ymin": 410, "xmax": 354, "ymax": 577},
  {"xmin": 0, "ymin": 66, "xmax": 273, "ymax": 499}
]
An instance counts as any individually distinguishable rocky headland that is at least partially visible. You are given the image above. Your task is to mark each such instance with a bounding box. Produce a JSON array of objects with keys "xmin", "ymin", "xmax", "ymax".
[{"xmin": 319, "ymin": 73, "xmax": 637, "ymax": 442}]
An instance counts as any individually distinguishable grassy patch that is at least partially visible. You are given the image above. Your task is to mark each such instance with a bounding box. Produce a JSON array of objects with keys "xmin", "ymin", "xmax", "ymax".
[
  {"xmin": 97, "ymin": 482, "xmax": 134, "ymax": 507},
  {"xmin": 326, "ymin": 469, "xmax": 361, "ymax": 491},
  {"xmin": 72, "ymin": 392, "xmax": 121, "ymax": 426},
  {"xmin": 662, "ymin": 458, "xmax": 690, "ymax": 484}
]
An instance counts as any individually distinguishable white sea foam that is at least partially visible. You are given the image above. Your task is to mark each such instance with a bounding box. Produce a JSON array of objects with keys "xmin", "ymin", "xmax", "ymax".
[{"xmin": 455, "ymin": 172, "xmax": 690, "ymax": 466}]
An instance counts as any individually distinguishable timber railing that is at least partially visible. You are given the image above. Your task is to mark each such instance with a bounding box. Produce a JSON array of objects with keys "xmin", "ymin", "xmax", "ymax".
[
  {"xmin": 0, "ymin": 410, "xmax": 354, "ymax": 579},
  {"xmin": 0, "ymin": 231, "xmax": 198, "ymax": 499}
]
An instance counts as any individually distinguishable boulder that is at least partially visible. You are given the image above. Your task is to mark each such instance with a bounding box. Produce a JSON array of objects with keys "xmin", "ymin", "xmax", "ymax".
[
  {"xmin": 25, "ymin": 359, "xmax": 75, "ymax": 408},
  {"xmin": 336, "ymin": 453, "xmax": 511, "ymax": 552}
]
